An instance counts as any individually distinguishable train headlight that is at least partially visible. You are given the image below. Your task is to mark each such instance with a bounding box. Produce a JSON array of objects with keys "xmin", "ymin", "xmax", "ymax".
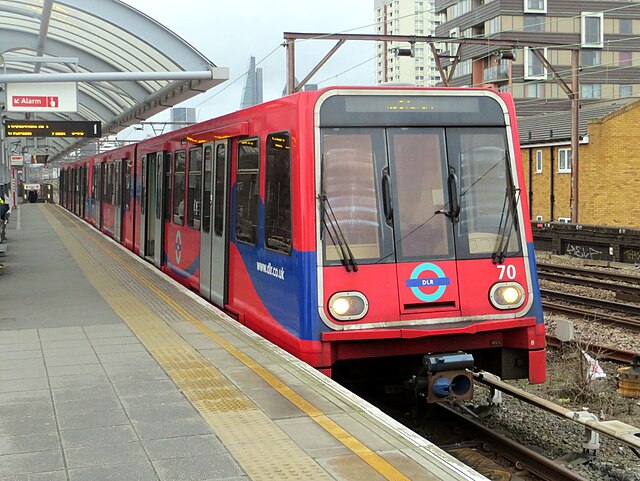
[
  {"xmin": 328, "ymin": 292, "xmax": 368, "ymax": 321},
  {"xmin": 489, "ymin": 282, "xmax": 525, "ymax": 310}
]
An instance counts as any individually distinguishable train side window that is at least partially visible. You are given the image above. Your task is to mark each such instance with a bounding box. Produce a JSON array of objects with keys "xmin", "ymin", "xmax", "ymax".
[
  {"xmin": 202, "ymin": 145, "xmax": 213, "ymax": 233},
  {"xmin": 164, "ymin": 152, "xmax": 172, "ymax": 222},
  {"xmin": 124, "ymin": 160, "xmax": 132, "ymax": 210},
  {"xmin": 265, "ymin": 132, "xmax": 292, "ymax": 254},
  {"xmin": 235, "ymin": 138, "xmax": 259, "ymax": 245},
  {"xmin": 173, "ymin": 150, "xmax": 186, "ymax": 225},
  {"xmin": 141, "ymin": 156, "xmax": 146, "ymax": 215},
  {"xmin": 187, "ymin": 147, "xmax": 202, "ymax": 230},
  {"xmin": 155, "ymin": 152, "xmax": 163, "ymax": 220}
]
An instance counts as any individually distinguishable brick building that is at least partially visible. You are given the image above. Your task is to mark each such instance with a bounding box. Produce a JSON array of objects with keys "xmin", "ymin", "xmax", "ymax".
[{"xmin": 518, "ymin": 97, "xmax": 640, "ymax": 227}]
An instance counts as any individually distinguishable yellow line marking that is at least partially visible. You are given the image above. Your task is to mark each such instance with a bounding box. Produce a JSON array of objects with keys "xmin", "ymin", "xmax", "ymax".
[{"xmin": 48, "ymin": 205, "xmax": 412, "ymax": 481}]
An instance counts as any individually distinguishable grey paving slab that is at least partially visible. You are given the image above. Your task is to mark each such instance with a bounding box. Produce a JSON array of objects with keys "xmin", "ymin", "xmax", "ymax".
[
  {"xmin": 0, "ymin": 389, "xmax": 51, "ymax": 405},
  {"xmin": 57, "ymin": 409, "xmax": 130, "ymax": 431},
  {"xmin": 0, "ymin": 349, "xmax": 42, "ymax": 361},
  {"xmin": 40, "ymin": 339, "xmax": 92, "ymax": 350},
  {"xmin": 0, "ymin": 415, "xmax": 57, "ymax": 436},
  {"xmin": 0, "ymin": 330, "xmax": 39, "ymax": 343},
  {"xmin": 98, "ymin": 351, "xmax": 154, "ymax": 364},
  {"xmin": 103, "ymin": 366, "xmax": 168, "ymax": 384},
  {"xmin": 92, "ymin": 343, "xmax": 148, "ymax": 355},
  {"xmin": 276, "ymin": 417, "xmax": 351, "ymax": 459},
  {"xmin": 47, "ymin": 373, "xmax": 112, "ymax": 390},
  {"xmin": 0, "ymin": 471, "xmax": 67, "ymax": 481},
  {"xmin": 132, "ymin": 417, "xmax": 212, "ymax": 440},
  {"xmin": 0, "ymin": 366, "xmax": 47, "ymax": 381},
  {"xmin": 65, "ymin": 441, "xmax": 149, "ymax": 469},
  {"xmin": 38, "ymin": 326, "xmax": 89, "ymax": 341},
  {"xmin": 60, "ymin": 425, "xmax": 139, "ymax": 448},
  {"xmin": 51, "ymin": 385, "xmax": 116, "ymax": 403},
  {"xmin": 42, "ymin": 346, "xmax": 97, "ymax": 358},
  {"xmin": 55, "ymin": 395, "xmax": 122, "ymax": 417},
  {"xmin": 89, "ymin": 336, "xmax": 139, "ymax": 346},
  {"xmin": 152, "ymin": 454, "xmax": 244, "ymax": 481},
  {"xmin": 46, "ymin": 363, "xmax": 106, "ymax": 377},
  {"xmin": 0, "ymin": 432, "xmax": 60, "ymax": 456},
  {"xmin": 125, "ymin": 403, "xmax": 199, "ymax": 423},
  {"xmin": 143, "ymin": 434, "xmax": 226, "ymax": 460},
  {"xmin": 44, "ymin": 353, "xmax": 100, "ymax": 367},
  {"xmin": 0, "ymin": 377, "xmax": 50, "ymax": 393},
  {"xmin": 0, "ymin": 450, "xmax": 64, "ymax": 477},
  {"xmin": 83, "ymin": 324, "xmax": 134, "ymax": 338},
  {"xmin": 113, "ymin": 379, "xmax": 179, "ymax": 399},
  {"xmin": 68, "ymin": 463, "xmax": 159, "ymax": 481},
  {"xmin": 118, "ymin": 390, "xmax": 189, "ymax": 410},
  {"xmin": 242, "ymin": 386, "xmax": 303, "ymax": 420},
  {"xmin": 0, "ymin": 358, "xmax": 45, "ymax": 372},
  {"xmin": 0, "ymin": 400, "xmax": 53, "ymax": 419}
]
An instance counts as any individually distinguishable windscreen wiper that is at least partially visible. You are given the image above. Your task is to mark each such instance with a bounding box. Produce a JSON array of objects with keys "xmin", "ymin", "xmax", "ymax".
[
  {"xmin": 319, "ymin": 194, "xmax": 358, "ymax": 272},
  {"xmin": 492, "ymin": 153, "xmax": 520, "ymax": 264}
]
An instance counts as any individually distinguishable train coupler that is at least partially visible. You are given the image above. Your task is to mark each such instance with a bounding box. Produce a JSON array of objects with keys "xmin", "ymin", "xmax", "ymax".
[{"xmin": 421, "ymin": 352, "xmax": 475, "ymax": 404}]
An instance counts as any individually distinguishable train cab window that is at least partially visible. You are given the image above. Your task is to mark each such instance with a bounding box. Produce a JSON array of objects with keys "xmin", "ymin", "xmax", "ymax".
[
  {"xmin": 164, "ymin": 152, "xmax": 172, "ymax": 222},
  {"xmin": 173, "ymin": 150, "xmax": 186, "ymax": 225},
  {"xmin": 202, "ymin": 145, "xmax": 213, "ymax": 233},
  {"xmin": 235, "ymin": 138, "xmax": 259, "ymax": 245},
  {"xmin": 187, "ymin": 147, "xmax": 202, "ymax": 229},
  {"xmin": 265, "ymin": 132, "xmax": 292, "ymax": 254}
]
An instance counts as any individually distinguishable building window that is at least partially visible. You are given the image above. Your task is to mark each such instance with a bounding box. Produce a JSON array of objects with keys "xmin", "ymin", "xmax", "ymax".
[
  {"xmin": 558, "ymin": 148, "xmax": 572, "ymax": 173},
  {"xmin": 620, "ymin": 85, "xmax": 633, "ymax": 97},
  {"xmin": 524, "ymin": 82, "xmax": 545, "ymax": 98},
  {"xmin": 524, "ymin": 0, "xmax": 546, "ymax": 14},
  {"xmin": 524, "ymin": 15, "xmax": 544, "ymax": 32},
  {"xmin": 619, "ymin": 51, "xmax": 632, "ymax": 67},
  {"xmin": 581, "ymin": 83, "xmax": 602, "ymax": 99},
  {"xmin": 582, "ymin": 12, "xmax": 603, "ymax": 48},
  {"xmin": 525, "ymin": 47, "xmax": 546, "ymax": 79},
  {"xmin": 236, "ymin": 138, "xmax": 260, "ymax": 245},
  {"xmin": 486, "ymin": 17, "xmax": 500, "ymax": 35},
  {"xmin": 265, "ymin": 133, "xmax": 292, "ymax": 254},
  {"xmin": 620, "ymin": 18, "xmax": 632, "ymax": 35},
  {"xmin": 535, "ymin": 150, "xmax": 543, "ymax": 173},
  {"xmin": 581, "ymin": 50, "xmax": 601, "ymax": 66}
]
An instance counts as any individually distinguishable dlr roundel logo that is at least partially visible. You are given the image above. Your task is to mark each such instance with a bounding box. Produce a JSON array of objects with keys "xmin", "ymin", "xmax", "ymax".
[{"xmin": 405, "ymin": 263, "xmax": 451, "ymax": 302}]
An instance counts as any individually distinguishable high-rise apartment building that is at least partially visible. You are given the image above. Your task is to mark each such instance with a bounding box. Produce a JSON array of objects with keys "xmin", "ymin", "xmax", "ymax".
[
  {"xmin": 375, "ymin": 0, "xmax": 443, "ymax": 86},
  {"xmin": 434, "ymin": 0, "xmax": 640, "ymax": 114}
]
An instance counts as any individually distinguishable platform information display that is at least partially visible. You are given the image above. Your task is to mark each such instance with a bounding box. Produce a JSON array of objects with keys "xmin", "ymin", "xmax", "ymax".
[{"xmin": 4, "ymin": 120, "xmax": 101, "ymax": 138}]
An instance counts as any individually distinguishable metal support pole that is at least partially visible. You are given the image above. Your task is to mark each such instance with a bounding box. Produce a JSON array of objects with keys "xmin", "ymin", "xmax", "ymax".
[
  {"xmin": 571, "ymin": 49, "xmax": 580, "ymax": 223},
  {"xmin": 286, "ymin": 39, "xmax": 296, "ymax": 95}
]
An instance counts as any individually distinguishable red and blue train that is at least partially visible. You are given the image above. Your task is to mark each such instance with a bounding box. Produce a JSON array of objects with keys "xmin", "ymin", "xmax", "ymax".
[{"xmin": 60, "ymin": 86, "xmax": 545, "ymax": 402}]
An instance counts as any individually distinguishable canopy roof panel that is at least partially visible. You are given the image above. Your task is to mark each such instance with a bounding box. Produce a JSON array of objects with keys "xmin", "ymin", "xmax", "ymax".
[{"xmin": 0, "ymin": 0, "xmax": 228, "ymax": 161}]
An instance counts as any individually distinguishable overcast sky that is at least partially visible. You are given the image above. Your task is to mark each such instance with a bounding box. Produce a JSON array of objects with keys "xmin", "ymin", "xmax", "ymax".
[{"xmin": 119, "ymin": 0, "xmax": 375, "ymax": 137}]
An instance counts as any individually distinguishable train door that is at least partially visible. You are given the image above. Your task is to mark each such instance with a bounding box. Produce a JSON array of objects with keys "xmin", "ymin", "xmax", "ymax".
[
  {"xmin": 114, "ymin": 161, "xmax": 122, "ymax": 242},
  {"xmin": 199, "ymin": 140, "xmax": 228, "ymax": 305},
  {"xmin": 140, "ymin": 152, "xmax": 164, "ymax": 266}
]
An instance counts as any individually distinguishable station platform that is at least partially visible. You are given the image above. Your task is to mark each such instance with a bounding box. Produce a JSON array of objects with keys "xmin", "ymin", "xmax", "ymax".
[{"xmin": 0, "ymin": 203, "xmax": 486, "ymax": 481}]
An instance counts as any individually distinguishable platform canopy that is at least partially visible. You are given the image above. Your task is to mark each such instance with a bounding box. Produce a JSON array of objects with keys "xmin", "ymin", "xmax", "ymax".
[{"xmin": 0, "ymin": 0, "xmax": 228, "ymax": 162}]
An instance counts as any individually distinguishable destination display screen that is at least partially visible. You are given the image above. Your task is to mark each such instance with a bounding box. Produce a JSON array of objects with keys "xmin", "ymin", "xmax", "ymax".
[{"xmin": 4, "ymin": 120, "xmax": 102, "ymax": 138}]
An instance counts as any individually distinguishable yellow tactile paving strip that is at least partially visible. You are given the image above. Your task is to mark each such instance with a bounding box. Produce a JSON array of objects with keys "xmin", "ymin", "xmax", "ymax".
[{"xmin": 42, "ymin": 205, "xmax": 417, "ymax": 481}]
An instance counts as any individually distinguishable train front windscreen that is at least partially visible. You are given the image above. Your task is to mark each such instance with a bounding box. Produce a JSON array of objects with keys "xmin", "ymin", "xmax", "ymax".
[{"xmin": 319, "ymin": 93, "xmax": 522, "ymax": 268}]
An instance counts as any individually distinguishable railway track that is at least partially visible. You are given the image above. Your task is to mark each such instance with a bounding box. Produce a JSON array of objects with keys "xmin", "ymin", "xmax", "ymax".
[
  {"xmin": 537, "ymin": 262, "xmax": 640, "ymax": 331},
  {"xmin": 546, "ymin": 335, "xmax": 638, "ymax": 364},
  {"xmin": 540, "ymin": 289, "xmax": 640, "ymax": 331},
  {"xmin": 435, "ymin": 404, "xmax": 590, "ymax": 481}
]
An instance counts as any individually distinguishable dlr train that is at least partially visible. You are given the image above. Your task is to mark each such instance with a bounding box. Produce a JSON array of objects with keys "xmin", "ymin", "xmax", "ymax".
[{"xmin": 60, "ymin": 86, "xmax": 545, "ymax": 403}]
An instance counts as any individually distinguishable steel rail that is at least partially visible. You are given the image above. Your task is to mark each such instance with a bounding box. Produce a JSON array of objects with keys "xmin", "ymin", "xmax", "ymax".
[
  {"xmin": 537, "ymin": 262, "xmax": 640, "ymax": 285},
  {"xmin": 473, "ymin": 371, "xmax": 640, "ymax": 453},
  {"xmin": 545, "ymin": 335, "xmax": 638, "ymax": 364},
  {"xmin": 436, "ymin": 404, "xmax": 589, "ymax": 481},
  {"xmin": 541, "ymin": 289, "xmax": 640, "ymax": 330}
]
